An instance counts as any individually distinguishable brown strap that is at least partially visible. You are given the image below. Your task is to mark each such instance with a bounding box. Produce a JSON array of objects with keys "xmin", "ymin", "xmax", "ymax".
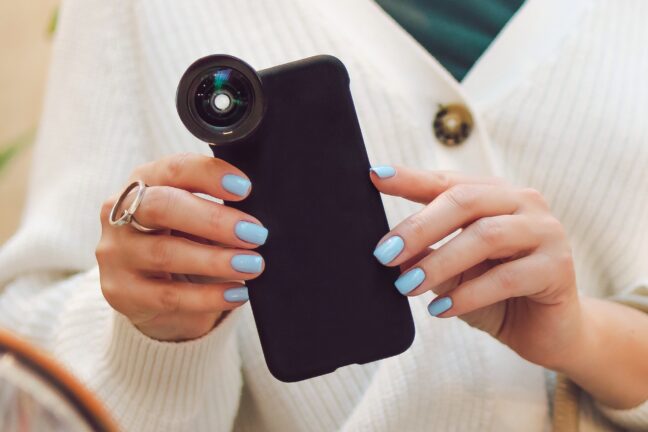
[
  {"xmin": 552, "ymin": 373, "xmax": 581, "ymax": 432},
  {"xmin": 0, "ymin": 329, "xmax": 119, "ymax": 431}
]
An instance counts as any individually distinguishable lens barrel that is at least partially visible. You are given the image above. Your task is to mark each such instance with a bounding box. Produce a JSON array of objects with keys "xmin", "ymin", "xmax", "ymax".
[{"xmin": 176, "ymin": 55, "xmax": 266, "ymax": 145}]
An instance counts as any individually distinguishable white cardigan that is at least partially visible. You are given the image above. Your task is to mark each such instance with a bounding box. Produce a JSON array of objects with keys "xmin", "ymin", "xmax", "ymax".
[{"xmin": 1, "ymin": 0, "xmax": 647, "ymax": 430}]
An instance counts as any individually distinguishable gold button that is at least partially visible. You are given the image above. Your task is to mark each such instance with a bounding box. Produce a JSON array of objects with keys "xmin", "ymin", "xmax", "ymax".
[{"xmin": 433, "ymin": 104, "xmax": 473, "ymax": 146}]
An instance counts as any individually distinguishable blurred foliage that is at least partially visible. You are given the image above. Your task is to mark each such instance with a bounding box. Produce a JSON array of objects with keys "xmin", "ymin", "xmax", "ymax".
[
  {"xmin": 0, "ymin": 6, "xmax": 57, "ymax": 177},
  {"xmin": 0, "ymin": 131, "xmax": 35, "ymax": 177},
  {"xmin": 48, "ymin": 6, "xmax": 58, "ymax": 37}
]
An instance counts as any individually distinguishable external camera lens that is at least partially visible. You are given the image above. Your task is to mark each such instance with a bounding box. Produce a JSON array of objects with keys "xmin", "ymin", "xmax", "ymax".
[
  {"xmin": 194, "ymin": 68, "xmax": 253, "ymax": 129},
  {"xmin": 177, "ymin": 55, "xmax": 265, "ymax": 144}
]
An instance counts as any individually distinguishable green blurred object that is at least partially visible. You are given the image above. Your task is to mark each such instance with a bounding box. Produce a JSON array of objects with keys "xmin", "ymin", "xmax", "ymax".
[
  {"xmin": 48, "ymin": 6, "xmax": 58, "ymax": 37},
  {"xmin": 0, "ymin": 131, "xmax": 34, "ymax": 177},
  {"xmin": 0, "ymin": 5, "xmax": 57, "ymax": 179}
]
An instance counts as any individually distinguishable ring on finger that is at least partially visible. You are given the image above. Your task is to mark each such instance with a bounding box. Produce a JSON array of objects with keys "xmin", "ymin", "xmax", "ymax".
[{"xmin": 109, "ymin": 180, "xmax": 162, "ymax": 234}]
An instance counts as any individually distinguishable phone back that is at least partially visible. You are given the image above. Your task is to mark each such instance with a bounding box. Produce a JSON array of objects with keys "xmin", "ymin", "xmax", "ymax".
[{"xmin": 212, "ymin": 55, "xmax": 414, "ymax": 382}]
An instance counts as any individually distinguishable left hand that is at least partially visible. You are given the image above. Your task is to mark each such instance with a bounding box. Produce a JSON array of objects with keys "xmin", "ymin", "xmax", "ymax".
[{"xmin": 370, "ymin": 165, "xmax": 583, "ymax": 369}]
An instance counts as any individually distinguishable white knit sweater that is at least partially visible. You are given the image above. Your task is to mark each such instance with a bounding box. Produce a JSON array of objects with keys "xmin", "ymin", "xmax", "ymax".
[{"xmin": 1, "ymin": 0, "xmax": 647, "ymax": 430}]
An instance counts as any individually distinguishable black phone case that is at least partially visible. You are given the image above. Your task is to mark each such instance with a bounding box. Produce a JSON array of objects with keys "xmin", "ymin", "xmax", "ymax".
[{"xmin": 212, "ymin": 55, "xmax": 414, "ymax": 382}]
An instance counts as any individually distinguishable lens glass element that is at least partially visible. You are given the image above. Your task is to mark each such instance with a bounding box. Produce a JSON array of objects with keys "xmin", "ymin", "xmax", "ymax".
[{"xmin": 194, "ymin": 68, "xmax": 252, "ymax": 129}]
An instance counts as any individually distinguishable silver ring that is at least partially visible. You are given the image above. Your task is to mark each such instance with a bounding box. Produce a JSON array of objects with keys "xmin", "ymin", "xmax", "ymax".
[{"xmin": 109, "ymin": 180, "xmax": 161, "ymax": 234}]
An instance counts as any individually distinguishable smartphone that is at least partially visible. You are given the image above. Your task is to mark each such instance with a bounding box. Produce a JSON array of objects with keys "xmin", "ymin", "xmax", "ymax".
[{"xmin": 176, "ymin": 54, "xmax": 414, "ymax": 382}]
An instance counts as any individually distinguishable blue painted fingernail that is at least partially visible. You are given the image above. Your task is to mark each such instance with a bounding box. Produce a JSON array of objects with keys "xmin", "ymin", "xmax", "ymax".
[
  {"xmin": 370, "ymin": 166, "xmax": 396, "ymax": 179},
  {"xmin": 222, "ymin": 174, "xmax": 251, "ymax": 197},
  {"xmin": 231, "ymin": 255, "xmax": 263, "ymax": 273},
  {"xmin": 428, "ymin": 297, "xmax": 452, "ymax": 317},
  {"xmin": 235, "ymin": 221, "xmax": 268, "ymax": 245},
  {"xmin": 373, "ymin": 235, "xmax": 404, "ymax": 265},
  {"xmin": 224, "ymin": 286, "xmax": 249, "ymax": 303},
  {"xmin": 395, "ymin": 267, "xmax": 425, "ymax": 295}
]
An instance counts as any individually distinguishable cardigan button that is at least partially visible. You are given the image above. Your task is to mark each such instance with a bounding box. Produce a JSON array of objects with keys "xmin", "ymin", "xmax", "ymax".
[{"xmin": 433, "ymin": 104, "xmax": 473, "ymax": 146}]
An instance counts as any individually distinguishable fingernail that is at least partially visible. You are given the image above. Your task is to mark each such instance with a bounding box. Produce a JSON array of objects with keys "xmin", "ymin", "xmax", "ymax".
[
  {"xmin": 235, "ymin": 221, "xmax": 268, "ymax": 245},
  {"xmin": 373, "ymin": 235, "xmax": 404, "ymax": 265},
  {"xmin": 224, "ymin": 286, "xmax": 249, "ymax": 303},
  {"xmin": 428, "ymin": 297, "xmax": 452, "ymax": 317},
  {"xmin": 222, "ymin": 174, "xmax": 251, "ymax": 197},
  {"xmin": 231, "ymin": 254, "xmax": 263, "ymax": 273},
  {"xmin": 395, "ymin": 267, "xmax": 425, "ymax": 295},
  {"xmin": 370, "ymin": 165, "xmax": 396, "ymax": 179}
]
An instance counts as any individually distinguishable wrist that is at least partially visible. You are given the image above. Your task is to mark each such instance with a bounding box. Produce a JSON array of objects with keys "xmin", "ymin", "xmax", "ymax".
[
  {"xmin": 550, "ymin": 296, "xmax": 648, "ymax": 409},
  {"xmin": 135, "ymin": 311, "xmax": 223, "ymax": 342},
  {"xmin": 550, "ymin": 295, "xmax": 598, "ymax": 374}
]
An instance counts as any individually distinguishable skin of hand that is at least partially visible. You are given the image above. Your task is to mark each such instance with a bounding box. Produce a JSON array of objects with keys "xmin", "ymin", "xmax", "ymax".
[
  {"xmin": 97, "ymin": 153, "xmax": 268, "ymax": 342},
  {"xmin": 370, "ymin": 165, "xmax": 648, "ymax": 409}
]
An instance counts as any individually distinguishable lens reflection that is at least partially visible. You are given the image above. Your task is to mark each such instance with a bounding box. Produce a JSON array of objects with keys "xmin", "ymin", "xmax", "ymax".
[{"xmin": 194, "ymin": 67, "xmax": 252, "ymax": 128}]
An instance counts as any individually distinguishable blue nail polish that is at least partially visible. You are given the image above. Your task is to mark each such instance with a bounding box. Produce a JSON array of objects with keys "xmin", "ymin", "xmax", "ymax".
[
  {"xmin": 395, "ymin": 267, "xmax": 425, "ymax": 295},
  {"xmin": 231, "ymin": 255, "xmax": 263, "ymax": 273},
  {"xmin": 222, "ymin": 174, "xmax": 251, "ymax": 197},
  {"xmin": 235, "ymin": 221, "xmax": 268, "ymax": 245},
  {"xmin": 428, "ymin": 297, "xmax": 452, "ymax": 317},
  {"xmin": 370, "ymin": 166, "xmax": 396, "ymax": 179},
  {"xmin": 373, "ymin": 236, "xmax": 404, "ymax": 265},
  {"xmin": 224, "ymin": 286, "xmax": 249, "ymax": 303}
]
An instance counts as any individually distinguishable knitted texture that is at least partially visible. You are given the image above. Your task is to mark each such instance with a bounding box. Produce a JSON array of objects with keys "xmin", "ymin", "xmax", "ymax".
[{"xmin": 0, "ymin": 0, "xmax": 646, "ymax": 430}]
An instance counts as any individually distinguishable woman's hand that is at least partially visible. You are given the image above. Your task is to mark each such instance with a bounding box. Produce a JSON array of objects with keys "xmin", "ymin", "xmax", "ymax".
[
  {"xmin": 96, "ymin": 153, "xmax": 268, "ymax": 341},
  {"xmin": 369, "ymin": 165, "xmax": 581, "ymax": 369},
  {"xmin": 371, "ymin": 165, "xmax": 648, "ymax": 409}
]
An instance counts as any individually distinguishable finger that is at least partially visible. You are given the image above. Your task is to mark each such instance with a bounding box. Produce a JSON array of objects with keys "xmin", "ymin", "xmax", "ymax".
[
  {"xmin": 394, "ymin": 215, "xmax": 541, "ymax": 296},
  {"xmin": 426, "ymin": 254, "xmax": 550, "ymax": 318},
  {"xmin": 130, "ymin": 153, "xmax": 252, "ymax": 201},
  {"xmin": 103, "ymin": 276, "xmax": 250, "ymax": 322},
  {"xmin": 373, "ymin": 184, "xmax": 519, "ymax": 266},
  {"xmin": 370, "ymin": 165, "xmax": 505, "ymax": 204},
  {"xmin": 397, "ymin": 246, "xmax": 464, "ymax": 296},
  {"xmin": 131, "ymin": 186, "xmax": 268, "ymax": 247},
  {"xmin": 399, "ymin": 246, "xmax": 433, "ymax": 271},
  {"xmin": 121, "ymin": 234, "xmax": 264, "ymax": 279}
]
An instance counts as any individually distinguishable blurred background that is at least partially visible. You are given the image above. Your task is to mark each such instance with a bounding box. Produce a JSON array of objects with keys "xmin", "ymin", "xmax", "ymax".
[{"xmin": 0, "ymin": 1, "xmax": 59, "ymax": 243}]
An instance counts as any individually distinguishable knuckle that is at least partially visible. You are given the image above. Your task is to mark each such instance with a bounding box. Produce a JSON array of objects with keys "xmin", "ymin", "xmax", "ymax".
[
  {"xmin": 158, "ymin": 287, "xmax": 181, "ymax": 313},
  {"xmin": 100, "ymin": 278, "xmax": 124, "ymax": 312},
  {"xmin": 403, "ymin": 213, "xmax": 429, "ymax": 238},
  {"xmin": 494, "ymin": 266, "xmax": 517, "ymax": 291},
  {"xmin": 444, "ymin": 185, "xmax": 478, "ymax": 212},
  {"xmin": 207, "ymin": 205, "xmax": 225, "ymax": 232},
  {"xmin": 95, "ymin": 237, "xmax": 122, "ymax": 265},
  {"xmin": 554, "ymin": 251, "xmax": 575, "ymax": 275},
  {"xmin": 95, "ymin": 240, "xmax": 113, "ymax": 263},
  {"xmin": 149, "ymin": 237, "xmax": 173, "ymax": 269},
  {"xmin": 544, "ymin": 216, "xmax": 566, "ymax": 237},
  {"xmin": 130, "ymin": 162, "xmax": 152, "ymax": 180},
  {"xmin": 100, "ymin": 198, "xmax": 116, "ymax": 223},
  {"xmin": 209, "ymin": 251, "xmax": 227, "ymax": 274},
  {"xmin": 166, "ymin": 152, "xmax": 193, "ymax": 179},
  {"xmin": 521, "ymin": 187, "xmax": 548, "ymax": 208},
  {"xmin": 473, "ymin": 217, "xmax": 503, "ymax": 247},
  {"xmin": 434, "ymin": 172, "xmax": 451, "ymax": 192},
  {"xmin": 428, "ymin": 248, "xmax": 455, "ymax": 282},
  {"xmin": 142, "ymin": 186, "xmax": 174, "ymax": 223}
]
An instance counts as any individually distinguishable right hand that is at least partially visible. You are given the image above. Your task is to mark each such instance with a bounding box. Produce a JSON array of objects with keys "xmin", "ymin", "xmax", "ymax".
[{"xmin": 96, "ymin": 153, "xmax": 268, "ymax": 341}]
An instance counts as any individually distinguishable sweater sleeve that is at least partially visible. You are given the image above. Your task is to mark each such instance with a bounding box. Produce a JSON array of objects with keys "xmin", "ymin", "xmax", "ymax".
[
  {"xmin": 1, "ymin": 268, "xmax": 244, "ymax": 431},
  {"xmin": 0, "ymin": 0, "xmax": 243, "ymax": 430},
  {"xmin": 596, "ymin": 401, "xmax": 648, "ymax": 432}
]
